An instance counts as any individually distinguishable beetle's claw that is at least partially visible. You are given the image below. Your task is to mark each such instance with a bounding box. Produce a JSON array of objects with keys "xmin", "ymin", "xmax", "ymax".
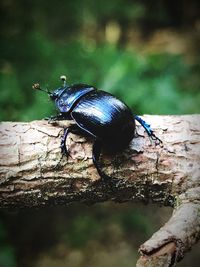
[
  {"xmin": 150, "ymin": 132, "xmax": 163, "ymax": 147},
  {"xmin": 44, "ymin": 117, "xmax": 53, "ymax": 124},
  {"xmin": 44, "ymin": 116, "xmax": 58, "ymax": 124},
  {"xmin": 134, "ymin": 116, "xmax": 162, "ymax": 147}
]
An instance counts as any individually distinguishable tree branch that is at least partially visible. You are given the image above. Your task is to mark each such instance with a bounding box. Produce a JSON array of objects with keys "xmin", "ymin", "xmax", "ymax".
[{"xmin": 0, "ymin": 115, "xmax": 200, "ymax": 266}]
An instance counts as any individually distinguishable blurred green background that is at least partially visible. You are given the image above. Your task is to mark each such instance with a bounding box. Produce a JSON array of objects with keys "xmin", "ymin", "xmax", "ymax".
[{"xmin": 0, "ymin": 0, "xmax": 200, "ymax": 266}]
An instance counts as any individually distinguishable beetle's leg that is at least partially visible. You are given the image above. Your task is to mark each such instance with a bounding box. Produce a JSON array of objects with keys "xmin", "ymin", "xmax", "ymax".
[
  {"xmin": 45, "ymin": 113, "xmax": 66, "ymax": 123},
  {"xmin": 60, "ymin": 125, "xmax": 80, "ymax": 157},
  {"xmin": 92, "ymin": 139, "xmax": 110, "ymax": 182},
  {"xmin": 134, "ymin": 115, "xmax": 162, "ymax": 145},
  {"xmin": 60, "ymin": 128, "xmax": 70, "ymax": 156}
]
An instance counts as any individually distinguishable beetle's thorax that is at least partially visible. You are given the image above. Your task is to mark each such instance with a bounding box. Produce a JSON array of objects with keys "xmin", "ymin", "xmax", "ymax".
[{"xmin": 51, "ymin": 84, "xmax": 96, "ymax": 113}]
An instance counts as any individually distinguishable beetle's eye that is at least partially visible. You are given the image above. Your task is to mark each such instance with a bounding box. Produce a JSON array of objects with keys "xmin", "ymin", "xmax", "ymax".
[{"xmin": 50, "ymin": 93, "xmax": 57, "ymax": 100}]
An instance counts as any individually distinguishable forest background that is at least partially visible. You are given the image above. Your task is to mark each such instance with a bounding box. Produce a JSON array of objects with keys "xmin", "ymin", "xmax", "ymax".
[{"xmin": 0, "ymin": 1, "xmax": 200, "ymax": 266}]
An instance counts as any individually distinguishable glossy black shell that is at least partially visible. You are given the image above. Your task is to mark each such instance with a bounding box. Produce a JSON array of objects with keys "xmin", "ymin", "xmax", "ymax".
[
  {"xmin": 54, "ymin": 84, "xmax": 95, "ymax": 113},
  {"xmin": 53, "ymin": 84, "xmax": 135, "ymax": 151}
]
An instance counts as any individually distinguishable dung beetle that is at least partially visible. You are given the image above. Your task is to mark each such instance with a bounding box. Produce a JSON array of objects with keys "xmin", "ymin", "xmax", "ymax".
[{"xmin": 33, "ymin": 76, "xmax": 162, "ymax": 181}]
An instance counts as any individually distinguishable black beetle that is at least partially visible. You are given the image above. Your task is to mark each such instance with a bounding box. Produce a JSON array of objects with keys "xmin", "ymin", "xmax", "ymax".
[{"xmin": 33, "ymin": 76, "xmax": 162, "ymax": 181}]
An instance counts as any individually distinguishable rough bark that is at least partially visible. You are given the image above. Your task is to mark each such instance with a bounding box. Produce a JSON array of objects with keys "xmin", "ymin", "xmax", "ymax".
[{"xmin": 0, "ymin": 115, "xmax": 200, "ymax": 266}]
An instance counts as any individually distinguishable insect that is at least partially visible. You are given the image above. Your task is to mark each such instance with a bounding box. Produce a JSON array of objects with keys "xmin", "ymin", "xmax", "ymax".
[{"xmin": 33, "ymin": 76, "xmax": 162, "ymax": 181}]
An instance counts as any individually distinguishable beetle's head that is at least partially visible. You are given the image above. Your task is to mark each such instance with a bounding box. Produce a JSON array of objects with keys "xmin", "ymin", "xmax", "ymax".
[
  {"xmin": 32, "ymin": 75, "xmax": 68, "ymax": 100},
  {"xmin": 33, "ymin": 76, "xmax": 95, "ymax": 114},
  {"xmin": 49, "ymin": 75, "xmax": 68, "ymax": 100},
  {"xmin": 49, "ymin": 87, "xmax": 67, "ymax": 100}
]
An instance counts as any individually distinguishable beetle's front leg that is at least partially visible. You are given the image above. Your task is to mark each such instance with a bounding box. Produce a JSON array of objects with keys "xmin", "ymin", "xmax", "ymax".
[
  {"xmin": 45, "ymin": 113, "xmax": 66, "ymax": 123},
  {"xmin": 60, "ymin": 125, "xmax": 81, "ymax": 157}
]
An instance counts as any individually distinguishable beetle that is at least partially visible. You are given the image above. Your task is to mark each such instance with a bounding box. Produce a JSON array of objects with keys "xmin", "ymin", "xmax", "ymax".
[{"xmin": 33, "ymin": 76, "xmax": 162, "ymax": 181}]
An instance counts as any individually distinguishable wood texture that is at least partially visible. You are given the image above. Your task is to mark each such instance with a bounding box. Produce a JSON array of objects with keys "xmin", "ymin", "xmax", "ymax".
[{"xmin": 0, "ymin": 115, "xmax": 200, "ymax": 266}]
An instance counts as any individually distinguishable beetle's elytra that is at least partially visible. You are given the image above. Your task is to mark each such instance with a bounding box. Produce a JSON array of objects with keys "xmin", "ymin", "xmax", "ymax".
[{"xmin": 33, "ymin": 76, "xmax": 162, "ymax": 181}]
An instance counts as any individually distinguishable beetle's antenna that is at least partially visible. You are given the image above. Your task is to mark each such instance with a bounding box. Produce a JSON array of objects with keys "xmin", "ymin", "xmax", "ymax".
[
  {"xmin": 32, "ymin": 83, "xmax": 51, "ymax": 94},
  {"xmin": 60, "ymin": 75, "xmax": 67, "ymax": 87}
]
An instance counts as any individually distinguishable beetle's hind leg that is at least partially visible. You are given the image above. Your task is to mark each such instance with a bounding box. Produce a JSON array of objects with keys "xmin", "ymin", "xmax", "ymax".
[
  {"xmin": 93, "ymin": 139, "xmax": 111, "ymax": 182},
  {"xmin": 134, "ymin": 115, "xmax": 162, "ymax": 145}
]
